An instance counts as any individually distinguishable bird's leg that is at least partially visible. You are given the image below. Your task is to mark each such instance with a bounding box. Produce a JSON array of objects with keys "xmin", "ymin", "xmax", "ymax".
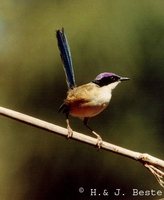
[
  {"xmin": 83, "ymin": 118, "xmax": 103, "ymax": 148},
  {"xmin": 66, "ymin": 114, "xmax": 73, "ymax": 138}
]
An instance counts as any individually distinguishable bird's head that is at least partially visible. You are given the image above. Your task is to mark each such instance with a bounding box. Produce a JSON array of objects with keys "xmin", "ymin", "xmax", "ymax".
[{"xmin": 92, "ymin": 72, "xmax": 130, "ymax": 89}]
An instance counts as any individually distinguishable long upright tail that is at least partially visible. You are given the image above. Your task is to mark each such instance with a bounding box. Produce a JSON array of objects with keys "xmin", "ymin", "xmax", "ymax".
[{"xmin": 56, "ymin": 28, "xmax": 76, "ymax": 89}]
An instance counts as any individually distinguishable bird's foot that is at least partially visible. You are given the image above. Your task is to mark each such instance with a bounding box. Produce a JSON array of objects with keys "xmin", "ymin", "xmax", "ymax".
[
  {"xmin": 66, "ymin": 118, "xmax": 73, "ymax": 138},
  {"xmin": 67, "ymin": 124, "xmax": 73, "ymax": 138},
  {"xmin": 92, "ymin": 131, "xmax": 103, "ymax": 149},
  {"xmin": 96, "ymin": 135, "xmax": 103, "ymax": 149}
]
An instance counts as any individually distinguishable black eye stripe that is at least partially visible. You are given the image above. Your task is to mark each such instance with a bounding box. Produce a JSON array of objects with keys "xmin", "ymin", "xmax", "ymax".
[{"xmin": 92, "ymin": 75, "xmax": 120, "ymax": 87}]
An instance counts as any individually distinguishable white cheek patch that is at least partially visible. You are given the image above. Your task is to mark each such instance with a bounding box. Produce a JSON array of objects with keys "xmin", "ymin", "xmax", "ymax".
[{"xmin": 107, "ymin": 81, "xmax": 120, "ymax": 90}]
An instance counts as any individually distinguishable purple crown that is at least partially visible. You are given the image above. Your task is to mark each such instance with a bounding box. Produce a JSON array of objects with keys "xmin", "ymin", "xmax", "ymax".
[{"xmin": 94, "ymin": 72, "xmax": 120, "ymax": 80}]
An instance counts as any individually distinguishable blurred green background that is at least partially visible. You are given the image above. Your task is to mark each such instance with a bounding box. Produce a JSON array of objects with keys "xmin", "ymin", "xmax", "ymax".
[{"xmin": 0, "ymin": 0, "xmax": 164, "ymax": 199}]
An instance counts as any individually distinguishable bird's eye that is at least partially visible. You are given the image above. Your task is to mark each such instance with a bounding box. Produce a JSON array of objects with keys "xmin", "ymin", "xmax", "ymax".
[{"xmin": 111, "ymin": 76, "xmax": 115, "ymax": 81}]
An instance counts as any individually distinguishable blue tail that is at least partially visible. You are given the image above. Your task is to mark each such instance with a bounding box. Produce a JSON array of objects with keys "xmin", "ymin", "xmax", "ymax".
[{"xmin": 56, "ymin": 28, "xmax": 76, "ymax": 89}]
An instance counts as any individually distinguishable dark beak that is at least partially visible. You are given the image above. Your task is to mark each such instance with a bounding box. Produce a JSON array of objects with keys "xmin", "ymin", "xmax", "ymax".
[{"xmin": 120, "ymin": 77, "xmax": 130, "ymax": 81}]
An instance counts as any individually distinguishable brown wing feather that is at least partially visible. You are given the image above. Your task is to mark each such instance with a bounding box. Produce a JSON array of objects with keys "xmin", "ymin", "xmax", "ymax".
[{"xmin": 65, "ymin": 83, "xmax": 98, "ymax": 104}]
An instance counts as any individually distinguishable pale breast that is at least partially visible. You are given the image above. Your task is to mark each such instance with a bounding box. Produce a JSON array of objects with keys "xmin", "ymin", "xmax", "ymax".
[{"xmin": 66, "ymin": 83, "xmax": 113, "ymax": 118}]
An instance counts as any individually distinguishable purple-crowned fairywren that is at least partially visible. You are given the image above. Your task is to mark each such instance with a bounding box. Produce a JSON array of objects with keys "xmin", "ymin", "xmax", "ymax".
[{"xmin": 56, "ymin": 28, "xmax": 130, "ymax": 148}]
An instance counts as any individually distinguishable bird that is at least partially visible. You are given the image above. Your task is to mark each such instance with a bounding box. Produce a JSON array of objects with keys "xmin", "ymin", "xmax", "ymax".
[{"xmin": 56, "ymin": 28, "xmax": 130, "ymax": 148}]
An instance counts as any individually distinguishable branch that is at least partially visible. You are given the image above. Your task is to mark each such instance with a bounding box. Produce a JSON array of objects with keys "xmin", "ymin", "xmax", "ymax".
[{"xmin": 0, "ymin": 106, "xmax": 163, "ymax": 188}]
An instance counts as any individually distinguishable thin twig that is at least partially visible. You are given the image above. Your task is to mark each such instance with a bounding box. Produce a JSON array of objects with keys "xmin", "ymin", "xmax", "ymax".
[{"xmin": 0, "ymin": 106, "xmax": 163, "ymax": 188}]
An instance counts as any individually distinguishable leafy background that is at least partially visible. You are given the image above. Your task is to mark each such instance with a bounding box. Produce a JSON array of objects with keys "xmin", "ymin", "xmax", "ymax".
[{"xmin": 0, "ymin": 0, "xmax": 164, "ymax": 199}]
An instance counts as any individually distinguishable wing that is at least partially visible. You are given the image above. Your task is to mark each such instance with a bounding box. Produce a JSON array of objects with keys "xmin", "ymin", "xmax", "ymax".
[
  {"xmin": 66, "ymin": 83, "xmax": 97, "ymax": 104},
  {"xmin": 56, "ymin": 28, "xmax": 76, "ymax": 89}
]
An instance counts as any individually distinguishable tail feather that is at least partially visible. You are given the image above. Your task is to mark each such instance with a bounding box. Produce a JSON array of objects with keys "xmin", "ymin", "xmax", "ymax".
[
  {"xmin": 56, "ymin": 28, "xmax": 76, "ymax": 89},
  {"xmin": 58, "ymin": 102, "xmax": 69, "ymax": 115}
]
